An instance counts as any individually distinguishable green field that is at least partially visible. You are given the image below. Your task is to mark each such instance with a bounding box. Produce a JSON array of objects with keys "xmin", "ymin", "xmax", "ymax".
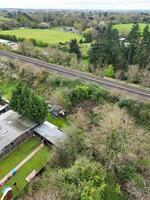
[
  {"xmin": 0, "ymin": 28, "xmax": 82, "ymax": 44},
  {"xmin": 114, "ymin": 23, "xmax": 149, "ymax": 35},
  {"xmin": 0, "ymin": 137, "xmax": 51, "ymax": 197}
]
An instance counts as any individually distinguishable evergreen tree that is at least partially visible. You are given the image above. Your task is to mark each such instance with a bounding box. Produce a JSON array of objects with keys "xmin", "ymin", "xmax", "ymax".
[
  {"xmin": 89, "ymin": 24, "xmax": 125, "ymax": 71},
  {"xmin": 138, "ymin": 25, "xmax": 150, "ymax": 68},
  {"xmin": 127, "ymin": 24, "xmax": 141, "ymax": 65},
  {"xmin": 10, "ymin": 82, "xmax": 48, "ymax": 123},
  {"xmin": 10, "ymin": 82, "xmax": 22, "ymax": 112},
  {"xmin": 69, "ymin": 39, "xmax": 81, "ymax": 60}
]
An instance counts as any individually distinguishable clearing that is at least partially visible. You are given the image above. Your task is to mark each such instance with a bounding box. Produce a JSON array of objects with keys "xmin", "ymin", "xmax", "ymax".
[{"xmin": 0, "ymin": 28, "xmax": 82, "ymax": 44}]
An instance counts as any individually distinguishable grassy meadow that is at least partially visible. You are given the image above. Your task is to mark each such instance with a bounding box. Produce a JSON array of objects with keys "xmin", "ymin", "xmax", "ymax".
[
  {"xmin": 0, "ymin": 28, "xmax": 82, "ymax": 44},
  {"xmin": 114, "ymin": 23, "xmax": 148, "ymax": 35}
]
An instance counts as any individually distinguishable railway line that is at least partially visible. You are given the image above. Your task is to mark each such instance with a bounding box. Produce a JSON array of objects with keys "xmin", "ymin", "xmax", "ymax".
[{"xmin": 0, "ymin": 50, "xmax": 150, "ymax": 100}]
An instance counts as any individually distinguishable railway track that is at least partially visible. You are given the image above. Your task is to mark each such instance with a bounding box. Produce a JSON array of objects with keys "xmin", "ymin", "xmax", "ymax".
[{"xmin": 0, "ymin": 50, "xmax": 150, "ymax": 100}]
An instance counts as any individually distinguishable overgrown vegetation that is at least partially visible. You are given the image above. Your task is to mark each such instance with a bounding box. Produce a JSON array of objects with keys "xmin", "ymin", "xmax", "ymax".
[{"xmin": 0, "ymin": 58, "xmax": 150, "ymax": 200}]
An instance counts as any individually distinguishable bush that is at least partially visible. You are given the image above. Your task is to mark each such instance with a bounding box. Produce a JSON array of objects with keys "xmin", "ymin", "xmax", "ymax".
[
  {"xmin": 0, "ymin": 34, "xmax": 48, "ymax": 48},
  {"xmin": 50, "ymin": 157, "xmax": 121, "ymax": 200},
  {"xmin": 118, "ymin": 98, "xmax": 150, "ymax": 129},
  {"xmin": 72, "ymin": 84, "xmax": 90, "ymax": 101},
  {"xmin": 132, "ymin": 174, "xmax": 145, "ymax": 189},
  {"xmin": 71, "ymin": 83, "xmax": 108, "ymax": 104},
  {"xmin": 88, "ymin": 84, "xmax": 108, "ymax": 101},
  {"xmin": 118, "ymin": 161, "xmax": 137, "ymax": 182},
  {"xmin": 103, "ymin": 65, "xmax": 115, "ymax": 78},
  {"xmin": 51, "ymin": 125, "xmax": 85, "ymax": 168},
  {"xmin": 0, "ymin": 34, "xmax": 19, "ymax": 42},
  {"xmin": 118, "ymin": 161, "xmax": 145, "ymax": 189}
]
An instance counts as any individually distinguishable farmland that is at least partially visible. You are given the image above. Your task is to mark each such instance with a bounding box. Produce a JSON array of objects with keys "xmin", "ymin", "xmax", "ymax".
[
  {"xmin": 0, "ymin": 28, "xmax": 82, "ymax": 44},
  {"xmin": 114, "ymin": 23, "xmax": 148, "ymax": 35}
]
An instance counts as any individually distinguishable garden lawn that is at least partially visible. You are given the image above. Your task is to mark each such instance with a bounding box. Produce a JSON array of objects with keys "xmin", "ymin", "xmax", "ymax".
[
  {"xmin": 0, "ymin": 28, "xmax": 82, "ymax": 44},
  {"xmin": 113, "ymin": 23, "xmax": 148, "ymax": 35},
  {"xmin": 0, "ymin": 145, "xmax": 51, "ymax": 197},
  {"xmin": 0, "ymin": 137, "xmax": 40, "ymax": 179},
  {"xmin": 47, "ymin": 114, "xmax": 68, "ymax": 128}
]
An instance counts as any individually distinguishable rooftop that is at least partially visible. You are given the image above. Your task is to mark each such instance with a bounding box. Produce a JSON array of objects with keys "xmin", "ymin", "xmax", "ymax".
[
  {"xmin": 0, "ymin": 39, "xmax": 10, "ymax": 44},
  {"xmin": 34, "ymin": 121, "xmax": 66, "ymax": 147},
  {"xmin": 0, "ymin": 110, "xmax": 36, "ymax": 153}
]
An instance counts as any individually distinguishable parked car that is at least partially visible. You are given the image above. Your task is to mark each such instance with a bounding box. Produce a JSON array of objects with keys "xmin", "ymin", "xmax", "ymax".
[{"xmin": 48, "ymin": 104, "xmax": 66, "ymax": 117}]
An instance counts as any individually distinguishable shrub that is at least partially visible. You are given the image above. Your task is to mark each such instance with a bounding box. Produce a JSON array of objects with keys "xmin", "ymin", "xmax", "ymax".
[
  {"xmin": 72, "ymin": 84, "xmax": 90, "ymax": 101},
  {"xmin": 118, "ymin": 98, "xmax": 150, "ymax": 129},
  {"xmin": 0, "ymin": 34, "xmax": 48, "ymax": 48},
  {"xmin": 71, "ymin": 83, "xmax": 108, "ymax": 104},
  {"xmin": 88, "ymin": 84, "xmax": 108, "ymax": 101},
  {"xmin": 117, "ymin": 161, "xmax": 137, "ymax": 182},
  {"xmin": 118, "ymin": 161, "xmax": 145, "ymax": 189},
  {"xmin": 50, "ymin": 157, "xmax": 121, "ymax": 200},
  {"xmin": 51, "ymin": 125, "xmax": 85, "ymax": 168},
  {"xmin": 103, "ymin": 64, "xmax": 115, "ymax": 78}
]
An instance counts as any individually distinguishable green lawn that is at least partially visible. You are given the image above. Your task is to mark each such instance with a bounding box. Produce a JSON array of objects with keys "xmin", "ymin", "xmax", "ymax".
[
  {"xmin": 0, "ymin": 137, "xmax": 51, "ymax": 197},
  {"xmin": 0, "ymin": 137, "xmax": 40, "ymax": 179},
  {"xmin": 47, "ymin": 114, "xmax": 67, "ymax": 128},
  {"xmin": 113, "ymin": 23, "xmax": 148, "ymax": 35},
  {"xmin": 0, "ymin": 80, "xmax": 16, "ymax": 100},
  {"xmin": 0, "ymin": 28, "xmax": 82, "ymax": 44}
]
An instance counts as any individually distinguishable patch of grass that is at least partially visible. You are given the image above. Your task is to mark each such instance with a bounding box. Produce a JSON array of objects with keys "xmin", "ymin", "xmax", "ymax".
[
  {"xmin": 47, "ymin": 114, "xmax": 67, "ymax": 128},
  {"xmin": 0, "ymin": 80, "xmax": 16, "ymax": 100},
  {"xmin": 0, "ymin": 28, "xmax": 82, "ymax": 44},
  {"xmin": 139, "ymin": 159, "xmax": 150, "ymax": 168},
  {"xmin": 113, "ymin": 23, "xmax": 148, "ymax": 35},
  {"xmin": 0, "ymin": 137, "xmax": 40, "ymax": 179},
  {"xmin": 0, "ymin": 145, "xmax": 51, "ymax": 197}
]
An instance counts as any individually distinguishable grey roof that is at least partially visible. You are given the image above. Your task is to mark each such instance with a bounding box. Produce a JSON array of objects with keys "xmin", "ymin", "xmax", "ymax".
[
  {"xmin": 0, "ymin": 39, "xmax": 10, "ymax": 44},
  {"xmin": 0, "ymin": 110, "xmax": 36, "ymax": 152},
  {"xmin": 34, "ymin": 121, "xmax": 66, "ymax": 147},
  {"xmin": 0, "ymin": 104, "xmax": 8, "ymax": 112}
]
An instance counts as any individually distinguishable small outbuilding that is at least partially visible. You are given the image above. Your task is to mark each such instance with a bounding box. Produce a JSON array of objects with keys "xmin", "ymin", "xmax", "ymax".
[{"xmin": 34, "ymin": 121, "xmax": 66, "ymax": 147}]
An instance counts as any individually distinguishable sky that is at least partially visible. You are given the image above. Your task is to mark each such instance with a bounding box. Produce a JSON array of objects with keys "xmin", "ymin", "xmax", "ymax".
[{"xmin": 0, "ymin": 0, "xmax": 150, "ymax": 10}]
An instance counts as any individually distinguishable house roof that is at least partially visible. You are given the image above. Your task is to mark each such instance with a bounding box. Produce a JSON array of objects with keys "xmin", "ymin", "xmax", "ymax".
[
  {"xmin": 34, "ymin": 121, "xmax": 66, "ymax": 147},
  {"xmin": 0, "ymin": 110, "xmax": 36, "ymax": 153},
  {"xmin": 0, "ymin": 104, "xmax": 8, "ymax": 113},
  {"xmin": 0, "ymin": 39, "xmax": 10, "ymax": 44}
]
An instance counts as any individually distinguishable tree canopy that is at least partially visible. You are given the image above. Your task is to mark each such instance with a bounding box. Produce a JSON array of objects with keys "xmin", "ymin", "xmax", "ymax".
[{"xmin": 10, "ymin": 82, "xmax": 48, "ymax": 123}]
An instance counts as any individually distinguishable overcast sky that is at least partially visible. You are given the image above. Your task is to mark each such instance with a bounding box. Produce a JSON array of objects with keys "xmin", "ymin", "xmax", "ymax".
[{"xmin": 1, "ymin": 0, "xmax": 150, "ymax": 10}]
